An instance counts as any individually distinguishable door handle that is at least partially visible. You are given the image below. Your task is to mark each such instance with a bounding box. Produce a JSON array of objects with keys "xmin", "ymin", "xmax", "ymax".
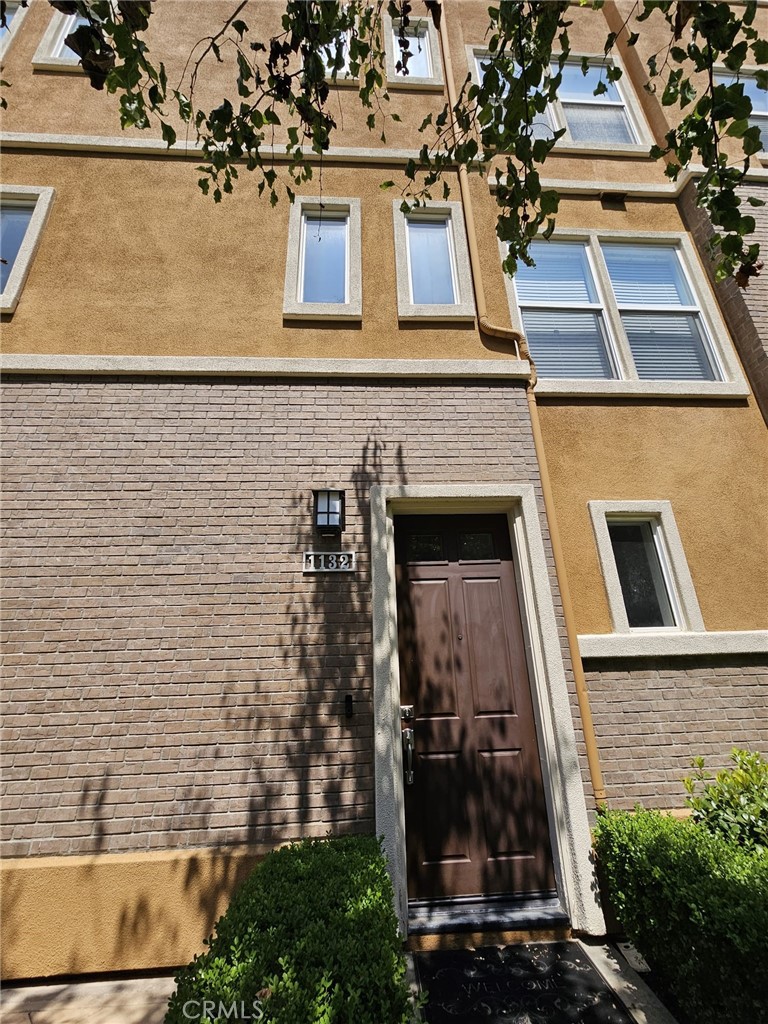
[{"xmin": 402, "ymin": 728, "xmax": 414, "ymax": 785}]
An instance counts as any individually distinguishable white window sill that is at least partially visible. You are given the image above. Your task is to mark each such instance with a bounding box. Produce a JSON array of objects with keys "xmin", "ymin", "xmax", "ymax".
[
  {"xmin": 386, "ymin": 77, "xmax": 444, "ymax": 91},
  {"xmin": 552, "ymin": 142, "xmax": 652, "ymax": 158},
  {"xmin": 397, "ymin": 309, "xmax": 476, "ymax": 323},
  {"xmin": 326, "ymin": 74, "xmax": 359, "ymax": 88},
  {"xmin": 534, "ymin": 379, "xmax": 750, "ymax": 399},
  {"xmin": 32, "ymin": 59, "xmax": 83, "ymax": 73},
  {"xmin": 578, "ymin": 630, "xmax": 768, "ymax": 658},
  {"xmin": 283, "ymin": 307, "xmax": 362, "ymax": 322}
]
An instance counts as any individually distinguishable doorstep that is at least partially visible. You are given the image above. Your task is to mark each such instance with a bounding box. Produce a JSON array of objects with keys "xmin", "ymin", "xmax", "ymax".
[{"xmin": 408, "ymin": 939, "xmax": 680, "ymax": 1024}]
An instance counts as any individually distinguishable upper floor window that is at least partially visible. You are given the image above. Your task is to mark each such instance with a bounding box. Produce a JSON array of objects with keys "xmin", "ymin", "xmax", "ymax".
[
  {"xmin": 283, "ymin": 198, "xmax": 362, "ymax": 320},
  {"xmin": 384, "ymin": 14, "xmax": 443, "ymax": 89},
  {"xmin": 715, "ymin": 71, "xmax": 767, "ymax": 151},
  {"xmin": 468, "ymin": 50, "xmax": 646, "ymax": 149},
  {"xmin": 554, "ymin": 63, "xmax": 638, "ymax": 144},
  {"xmin": 406, "ymin": 217, "xmax": 457, "ymax": 305},
  {"xmin": 513, "ymin": 237, "xmax": 723, "ymax": 383},
  {"xmin": 322, "ymin": 29, "xmax": 354, "ymax": 81},
  {"xmin": 33, "ymin": 10, "xmax": 89, "ymax": 71},
  {"xmin": 472, "ymin": 52, "xmax": 555, "ymax": 141},
  {"xmin": 300, "ymin": 211, "xmax": 348, "ymax": 304},
  {"xmin": 393, "ymin": 201, "xmax": 475, "ymax": 321},
  {"xmin": 0, "ymin": 185, "xmax": 55, "ymax": 314}
]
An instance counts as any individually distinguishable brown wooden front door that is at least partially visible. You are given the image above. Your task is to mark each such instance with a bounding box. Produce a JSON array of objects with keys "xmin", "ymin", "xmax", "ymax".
[{"xmin": 395, "ymin": 513, "xmax": 555, "ymax": 901}]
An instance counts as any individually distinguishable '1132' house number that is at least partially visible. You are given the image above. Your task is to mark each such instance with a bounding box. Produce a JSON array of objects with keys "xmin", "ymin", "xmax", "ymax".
[{"xmin": 303, "ymin": 552, "xmax": 357, "ymax": 573}]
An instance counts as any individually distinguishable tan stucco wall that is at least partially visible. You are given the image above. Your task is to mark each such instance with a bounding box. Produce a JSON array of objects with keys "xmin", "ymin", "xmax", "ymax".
[
  {"xmin": 1, "ymin": 152, "xmax": 501, "ymax": 359},
  {"xmin": 0, "ymin": 845, "xmax": 270, "ymax": 979},
  {"xmin": 539, "ymin": 397, "xmax": 768, "ymax": 634}
]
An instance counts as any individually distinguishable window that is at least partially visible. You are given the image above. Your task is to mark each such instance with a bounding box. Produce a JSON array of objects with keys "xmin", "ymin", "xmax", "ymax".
[
  {"xmin": 715, "ymin": 71, "xmax": 767, "ymax": 152},
  {"xmin": 511, "ymin": 235, "xmax": 731, "ymax": 387},
  {"xmin": 283, "ymin": 198, "xmax": 361, "ymax": 320},
  {"xmin": 321, "ymin": 29, "xmax": 355, "ymax": 82},
  {"xmin": 554, "ymin": 63, "xmax": 638, "ymax": 144},
  {"xmin": 0, "ymin": 1, "xmax": 30, "ymax": 61},
  {"xmin": 589, "ymin": 501, "xmax": 705, "ymax": 634},
  {"xmin": 514, "ymin": 241, "xmax": 615, "ymax": 379},
  {"xmin": 468, "ymin": 49, "xmax": 648, "ymax": 149},
  {"xmin": 0, "ymin": 186, "xmax": 55, "ymax": 314},
  {"xmin": 384, "ymin": 14, "xmax": 442, "ymax": 89},
  {"xmin": 471, "ymin": 50, "xmax": 555, "ymax": 141},
  {"xmin": 32, "ymin": 10, "xmax": 89, "ymax": 71},
  {"xmin": 406, "ymin": 218, "xmax": 456, "ymax": 305},
  {"xmin": 606, "ymin": 520, "xmax": 675, "ymax": 628},
  {"xmin": 393, "ymin": 201, "xmax": 475, "ymax": 321}
]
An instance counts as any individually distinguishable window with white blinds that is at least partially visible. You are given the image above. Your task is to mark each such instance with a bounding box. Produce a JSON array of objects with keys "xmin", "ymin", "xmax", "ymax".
[
  {"xmin": 468, "ymin": 52, "xmax": 644, "ymax": 148},
  {"xmin": 602, "ymin": 244, "xmax": 717, "ymax": 381},
  {"xmin": 514, "ymin": 238, "xmax": 721, "ymax": 382},
  {"xmin": 515, "ymin": 242, "xmax": 616, "ymax": 378},
  {"xmin": 714, "ymin": 72, "xmax": 767, "ymax": 151},
  {"xmin": 555, "ymin": 64, "xmax": 638, "ymax": 145}
]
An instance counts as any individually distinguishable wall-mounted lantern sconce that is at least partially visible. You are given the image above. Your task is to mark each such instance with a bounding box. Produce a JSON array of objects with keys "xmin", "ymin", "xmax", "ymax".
[{"xmin": 314, "ymin": 489, "xmax": 345, "ymax": 537}]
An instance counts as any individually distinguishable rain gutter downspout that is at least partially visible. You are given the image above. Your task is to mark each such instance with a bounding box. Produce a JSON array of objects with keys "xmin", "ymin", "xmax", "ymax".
[{"xmin": 432, "ymin": 0, "xmax": 607, "ymax": 805}]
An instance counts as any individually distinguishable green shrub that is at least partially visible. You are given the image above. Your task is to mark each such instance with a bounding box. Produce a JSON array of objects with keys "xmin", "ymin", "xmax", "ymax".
[
  {"xmin": 165, "ymin": 834, "xmax": 413, "ymax": 1024},
  {"xmin": 684, "ymin": 748, "xmax": 768, "ymax": 853},
  {"xmin": 594, "ymin": 808, "xmax": 768, "ymax": 1024}
]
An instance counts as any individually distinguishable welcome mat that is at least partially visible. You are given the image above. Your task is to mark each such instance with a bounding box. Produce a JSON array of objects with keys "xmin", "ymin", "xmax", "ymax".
[{"xmin": 413, "ymin": 941, "xmax": 635, "ymax": 1024}]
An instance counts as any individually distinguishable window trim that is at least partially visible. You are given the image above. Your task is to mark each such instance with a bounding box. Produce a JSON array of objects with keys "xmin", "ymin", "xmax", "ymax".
[
  {"xmin": 0, "ymin": 1, "xmax": 30, "ymax": 64},
  {"xmin": 283, "ymin": 197, "xmax": 362, "ymax": 321},
  {"xmin": 384, "ymin": 13, "xmax": 443, "ymax": 90},
  {"xmin": 393, "ymin": 200, "xmax": 475, "ymax": 322},
  {"xmin": 1, "ymin": 185, "xmax": 55, "ymax": 314},
  {"xmin": 502, "ymin": 229, "xmax": 749, "ymax": 398},
  {"xmin": 589, "ymin": 500, "xmax": 705, "ymax": 635},
  {"xmin": 32, "ymin": 10, "xmax": 85, "ymax": 72},
  {"xmin": 466, "ymin": 47, "xmax": 653, "ymax": 154}
]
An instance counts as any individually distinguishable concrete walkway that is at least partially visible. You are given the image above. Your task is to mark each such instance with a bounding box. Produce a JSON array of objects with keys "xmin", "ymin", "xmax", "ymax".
[
  {"xmin": 0, "ymin": 943, "xmax": 677, "ymax": 1024},
  {"xmin": 0, "ymin": 974, "xmax": 176, "ymax": 1024}
]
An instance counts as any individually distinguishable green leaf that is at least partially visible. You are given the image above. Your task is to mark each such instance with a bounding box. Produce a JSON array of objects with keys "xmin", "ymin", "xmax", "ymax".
[{"xmin": 160, "ymin": 121, "xmax": 176, "ymax": 146}]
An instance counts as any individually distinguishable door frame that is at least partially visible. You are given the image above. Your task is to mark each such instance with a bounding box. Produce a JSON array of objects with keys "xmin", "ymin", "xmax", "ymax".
[{"xmin": 370, "ymin": 484, "xmax": 605, "ymax": 936}]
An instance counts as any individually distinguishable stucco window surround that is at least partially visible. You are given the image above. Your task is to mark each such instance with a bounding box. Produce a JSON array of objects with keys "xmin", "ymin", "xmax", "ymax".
[
  {"xmin": 503, "ymin": 229, "xmax": 749, "ymax": 398},
  {"xmin": 0, "ymin": 1, "xmax": 30, "ymax": 64},
  {"xmin": 283, "ymin": 197, "xmax": 362, "ymax": 321},
  {"xmin": 370, "ymin": 483, "xmax": 605, "ymax": 938},
  {"xmin": 383, "ymin": 12, "xmax": 443, "ymax": 90},
  {"xmin": 32, "ymin": 10, "xmax": 87, "ymax": 71},
  {"xmin": 393, "ymin": 200, "xmax": 475, "ymax": 322},
  {"xmin": 0, "ymin": 185, "xmax": 55, "ymax": 314},
  {"xmin": 589, "ymin": 500, "xmax": 706, "ymax": 641},
  {"xmin": 466, "ymin": 48, "xmax": 652, "ymax": 156}
]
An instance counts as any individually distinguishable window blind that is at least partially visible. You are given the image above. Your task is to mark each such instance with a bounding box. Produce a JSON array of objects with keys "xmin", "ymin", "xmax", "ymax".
[
  {"xmin": 522, "ymin": 310, "xmax": 615, "ymax": 378},
  {"xmin": 602, "ymin": 244, "xmax": 693, "ymax": 305},
  {"xmin": 622, "ymin": 313, "xmax": 715, "ymax": 380}
]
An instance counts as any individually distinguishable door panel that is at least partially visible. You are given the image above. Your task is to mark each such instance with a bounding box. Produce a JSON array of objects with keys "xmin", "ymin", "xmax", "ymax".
[
  {"xmin": 395, "ymin": 513, "xmax": 555, "ymax": 901},
  {"xmin": 462, "ymin": 576, "xmax": 517, "ymax": 716}
]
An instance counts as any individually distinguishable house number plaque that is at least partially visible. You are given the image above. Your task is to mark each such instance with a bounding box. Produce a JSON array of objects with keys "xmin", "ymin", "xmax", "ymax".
[{"xmin": 303, "ymin": 551, "xmax": 356, "ymax": 573}]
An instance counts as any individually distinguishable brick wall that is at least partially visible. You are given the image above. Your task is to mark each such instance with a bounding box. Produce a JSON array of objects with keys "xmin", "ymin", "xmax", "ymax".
[
  {"xmin": 586, "ymin": 655, "xmax": 768, "ymax": 808},
  {"xmin": 1, "ymin": 375, "xmax": 580, "ymax": 857},
  {"xmin": 679, "ymin": 180, "xmax": 768, "ymax": 423}
]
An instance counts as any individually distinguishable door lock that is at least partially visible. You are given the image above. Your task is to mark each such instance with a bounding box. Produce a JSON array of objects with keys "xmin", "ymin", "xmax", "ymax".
[{"xmin": 400, "ymin": 704, "xmax": 414, "ymax": 721}]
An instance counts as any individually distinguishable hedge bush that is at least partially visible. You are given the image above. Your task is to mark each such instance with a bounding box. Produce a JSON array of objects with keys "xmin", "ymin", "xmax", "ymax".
[
  {"xmin": 165, "ymin": 834, "xmax": 412, "ymax": 1024},
  {"xmin": 684, "ymin": 748, "xmax": 768, "ymax": 853},
  {"xmin": 594, "ymin": 808, "xmax": 768, "ymax": 1024}
]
